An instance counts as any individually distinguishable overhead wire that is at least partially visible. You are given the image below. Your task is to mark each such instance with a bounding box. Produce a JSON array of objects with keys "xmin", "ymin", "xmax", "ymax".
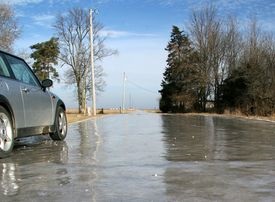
[{"xmin": 126, "ymin": 79, "xmax": 159, "ymax": 95}]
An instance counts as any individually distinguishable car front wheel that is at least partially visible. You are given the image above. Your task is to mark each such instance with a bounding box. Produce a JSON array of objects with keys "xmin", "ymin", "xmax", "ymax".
[
  {"xmin": 50, "ymin": 107, "xmax": 67, "ymax": 141},
  {"xmin": 0, "ymin": 106, "xmax": 14, "ymax": 158}
]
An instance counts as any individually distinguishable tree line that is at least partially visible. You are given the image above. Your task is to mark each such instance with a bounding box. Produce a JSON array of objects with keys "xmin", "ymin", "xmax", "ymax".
[
  {"xmin": 0, "ymin": 4, "xmax": 116, "ymax": 114},
  {"xmin": 159, "ymin": 5, "xmax": 275, "ymax": 116}
]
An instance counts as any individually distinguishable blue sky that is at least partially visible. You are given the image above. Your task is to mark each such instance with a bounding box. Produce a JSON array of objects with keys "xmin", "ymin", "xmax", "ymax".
[{"xmin": 3, "ymin": 0, "xmax": 275, "ymax": 109}]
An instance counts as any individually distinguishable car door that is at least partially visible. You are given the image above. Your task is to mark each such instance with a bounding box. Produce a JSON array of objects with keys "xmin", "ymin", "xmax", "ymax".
[
  {"xmin": 4, "ymin": 54, "xmax": 53, "ymax": 128},
  {"xmin": 0, "ymin": 53, "xmax": 25, "ymax": 129}
]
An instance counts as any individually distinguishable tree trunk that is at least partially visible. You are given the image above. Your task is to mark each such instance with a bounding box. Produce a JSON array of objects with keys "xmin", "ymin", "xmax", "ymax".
[
  {"xmin": 80, "ymin": 84, "xmax": 86, "ymax": 114},
  {"xmin": 77, "ymin": 81, "xmax": 82, "ymax": 114}
]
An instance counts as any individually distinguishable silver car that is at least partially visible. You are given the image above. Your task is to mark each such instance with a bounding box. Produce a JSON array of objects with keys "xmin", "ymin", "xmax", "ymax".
[{"xmin": 0, "ymin": 50, "xmax": 67, "ymax": 158}]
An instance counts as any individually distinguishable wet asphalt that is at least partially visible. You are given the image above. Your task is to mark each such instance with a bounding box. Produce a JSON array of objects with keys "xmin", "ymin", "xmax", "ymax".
[{"xmin": 1, "ymin": 111, "xmax": 275, "ymax": 201}]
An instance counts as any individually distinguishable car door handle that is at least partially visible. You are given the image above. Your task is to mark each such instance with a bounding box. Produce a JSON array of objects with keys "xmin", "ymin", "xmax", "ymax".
[{"xmin": 22, "ymin": 88, "xmax": 30, "ymax": 93}]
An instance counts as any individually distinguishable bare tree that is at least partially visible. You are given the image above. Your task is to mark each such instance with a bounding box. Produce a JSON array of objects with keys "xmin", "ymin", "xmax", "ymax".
[
  {"xmin": 54, "ymin": 8, "xmax": 117, "ymax": 113},
  {"xmin": 224, "ymin": 16, "xmax": 243, "ymax": 76},
  {"xmin": 239, "ymin": 19, "xmax": 275, "ymax": 115},
  {"xmin": 190, "ymin": 5, "xmax": 226, "ymax": 111},
  {"xmin": 16, "ymin": 48, "xmax": 32, "ymax": 65},
  {"xmin": 0, "ymin": 3, "xmax": 20, "ymax": 52}
]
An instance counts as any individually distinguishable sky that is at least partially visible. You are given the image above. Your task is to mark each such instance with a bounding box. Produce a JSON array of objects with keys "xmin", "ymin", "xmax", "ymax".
[{"xmin": 3, "ymin": 0, "xmax": 275, "ymax": 109}]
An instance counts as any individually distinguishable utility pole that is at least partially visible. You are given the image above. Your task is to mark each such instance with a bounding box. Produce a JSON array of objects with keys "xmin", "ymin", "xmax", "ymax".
[
  {"xmin": 122, "ymin": 72, "xmax": 126, "ymax": 113},
  {"xmin": 129, "ymin": 93, "xmax": 134, "ymax": 110},
  {"xmin": 89, "ymin": 9, "xmax": 96, "ymax": 116}
]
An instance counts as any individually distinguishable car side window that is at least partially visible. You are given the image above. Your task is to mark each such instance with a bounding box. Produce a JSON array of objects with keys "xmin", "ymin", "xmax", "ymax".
[
  {"xmin": 0, "ymin": 55, "xmax": 11, "ymax": 77},
  {"xmin": 5, "ymin": 55, "xmax": 39, "ymax": 87}
]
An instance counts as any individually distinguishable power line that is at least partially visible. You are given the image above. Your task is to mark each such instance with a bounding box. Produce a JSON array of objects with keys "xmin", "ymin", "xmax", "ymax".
[{"xmin": 127, "ymin": 79, "xmax": 159, "ymax": 95}]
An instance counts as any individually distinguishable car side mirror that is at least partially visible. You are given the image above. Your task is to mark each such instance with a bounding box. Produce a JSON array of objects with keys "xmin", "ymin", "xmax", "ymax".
[{"xmin": 41, "ymin": 79, "xmax": 53, "ymax": 90}]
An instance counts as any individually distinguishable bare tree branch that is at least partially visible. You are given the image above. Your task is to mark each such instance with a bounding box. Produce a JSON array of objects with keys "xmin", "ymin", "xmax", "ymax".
[
  {"xmin": 0, "ymin": 3, "xmax": 20, "ymax": 52},
  {"xmin": 54, "ymin": 8, "xmax": 117, "ymax": 113}
]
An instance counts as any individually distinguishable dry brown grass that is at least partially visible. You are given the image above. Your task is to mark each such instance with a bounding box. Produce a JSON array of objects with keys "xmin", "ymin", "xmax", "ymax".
[
  {"xmin": 66, "ymin": 108, "xmax": 134, "ymax": 124},
  {"xmin": 66, "ymin": 108, "xmax": 275, "ymax": 124},
  {"xmin": 178, "ymin": 112, "xmax": 275, "ymax": 123},
  {"xmin": 66, "ymin": 113, "xmax": 93, "ymax": 124}
]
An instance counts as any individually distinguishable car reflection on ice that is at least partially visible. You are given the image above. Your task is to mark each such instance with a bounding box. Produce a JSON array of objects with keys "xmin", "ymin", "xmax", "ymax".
[{"xmin": 0, "ymin": 138, "xmax": 68, "ymax": 196}]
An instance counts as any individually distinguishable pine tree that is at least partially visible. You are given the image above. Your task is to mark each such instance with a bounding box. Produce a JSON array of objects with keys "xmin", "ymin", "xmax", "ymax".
[
  {"xmin": 30, "ymin": 37, "xmax": 60, "ymax": 81},
  {"xmin": 159, "ymin": 26, "xmax": 199, "ymax": 112}
]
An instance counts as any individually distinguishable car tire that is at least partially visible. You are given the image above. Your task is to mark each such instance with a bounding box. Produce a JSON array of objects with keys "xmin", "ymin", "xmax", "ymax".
[
  {"xmin": 50, "ymin": 106, "xmax": 67, "ymax": 141},
  {"xmin": 0, "ymin": 106, "xmax": 14, "ymax": 158}
]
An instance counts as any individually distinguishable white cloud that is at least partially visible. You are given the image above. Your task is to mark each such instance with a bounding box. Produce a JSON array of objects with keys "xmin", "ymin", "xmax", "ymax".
[
  {"xmin": 15, "ymin": 32, "xmax": 52, "ymax": 49},
  {"xmin": 48, "ymin": 0, "xmax": 79, "ymax": 6},
  {"xmin": 259, "ymin": 20, "xmax": 275, "ymax": 32},
  {"xmin": 33, "ymin": 14, "xmax": 54, "ymax": 22},
  {"xmin": 0, "ymin": 0, "xmax": 43, "ymax": 5},
  {"xmin": 32, "ymin": 14, "xmax": 55, "ymax": 27},
  {"xmin": 0, "ymin": 0, "xmax": 81, "ymax": 6},
  {"xmin": 100, "ymin": 29, "xmax": 157, "ymax": 38}
]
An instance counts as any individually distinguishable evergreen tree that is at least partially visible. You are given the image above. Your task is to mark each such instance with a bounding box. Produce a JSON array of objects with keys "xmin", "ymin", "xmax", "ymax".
[
  {"xmin": 159, "ymin": 26, "xmax": 199, "ymax": 112},
  {"xmin": 30, "ymin": 37, "xmax": 59, "ymax": 81}
]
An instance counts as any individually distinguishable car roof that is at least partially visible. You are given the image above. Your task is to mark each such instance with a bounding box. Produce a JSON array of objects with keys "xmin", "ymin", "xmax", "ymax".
[{"xmin": 0, "ymin": 49, "xmax": 25, "ymax": 61}]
